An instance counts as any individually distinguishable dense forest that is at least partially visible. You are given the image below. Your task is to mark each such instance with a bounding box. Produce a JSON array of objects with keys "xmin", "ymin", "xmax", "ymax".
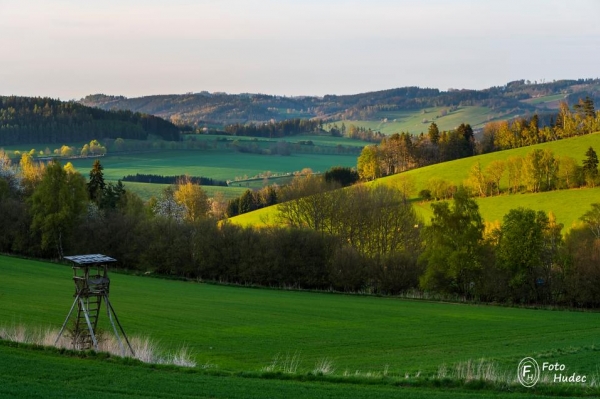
[
  {"xmin": 223, "ymin": 118, "xmax": 323, "ymax": 138},
  {"xmin": 80, "ymin": 79, "xmax": 600, "ymax": 126},
  {"xmin": 122, "ymin": 173, "xmax": 227, "ymax": 187},
  {"xmin": 0, "ymin": 96, "xmax": 181, "ymax": 145}
]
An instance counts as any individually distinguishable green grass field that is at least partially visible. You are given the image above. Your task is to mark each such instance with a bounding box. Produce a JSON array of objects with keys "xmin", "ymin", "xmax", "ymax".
[
  {"xmin": 231, "ymin": 132, "xmax": 600, "ymax": 228},
  {"xmin": 1, "ymin": 255, "xmax": 599, "ymax": 397},
  {"xmin": 333, "ymin": 106, "xmax": 519, "ymax": 135},
  {"xmin": 70, "ymin": 151, "xmax": 357, "ymax": 182},
  {"xmin": 2, "ymin": 255, "xmax": 600, "ymax": 374}
]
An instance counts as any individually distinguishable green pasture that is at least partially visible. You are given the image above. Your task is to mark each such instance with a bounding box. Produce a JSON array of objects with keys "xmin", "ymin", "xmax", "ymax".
[
  {"xmin": 2, "ymin": 255, "xmax": 600, "ymax": 379},
  {"xmin": 231, "ymin": 132, "xmax": 600, "ymax": 228},
  {"xmin": 334, "ymin": 106, "xmax": 518, "ymax": 135},
  {"xmin": 69, "ymin": 150, "xmax": 358, "ymax": 183},
  {"xmin": 523, "ymin": 94, "xmax": 567, "ymax": 106}
]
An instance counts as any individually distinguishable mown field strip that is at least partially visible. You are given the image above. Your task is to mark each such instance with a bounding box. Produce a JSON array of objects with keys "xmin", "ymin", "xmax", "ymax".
[{"xmin": 2, "ymin": 342, "xmax": 583, "ymax": 399}]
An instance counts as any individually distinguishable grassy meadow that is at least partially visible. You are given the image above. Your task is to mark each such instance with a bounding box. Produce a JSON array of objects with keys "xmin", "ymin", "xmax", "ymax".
[
  {"xmin": 68, "ymin": 150, "xmax": 358, "ymax": 200},
  {"xmin": 1, "ymin": 255, "xmax": 600, "ymax": 397},
  {"xmin": 69, "ymin": 150, "xmax": 358, "ymax": 182},
  {"xmin": 231, "ymin": 132, "xmax": 600, "ymax": 228}
]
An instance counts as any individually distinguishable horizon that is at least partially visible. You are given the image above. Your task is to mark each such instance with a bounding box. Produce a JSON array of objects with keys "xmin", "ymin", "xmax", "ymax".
[{"xmin": 2, "ymin": 0, "xmax": 599, "ymax": 100}]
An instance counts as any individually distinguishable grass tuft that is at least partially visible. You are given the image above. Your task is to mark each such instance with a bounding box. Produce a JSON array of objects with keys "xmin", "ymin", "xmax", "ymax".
[
  {"xmin": 0, "ymin": 323, "xmax": 197, "ymax": 368},
  {"xmin": 312, "ymin": 357, "xmax": 335, "ymax": 375}
]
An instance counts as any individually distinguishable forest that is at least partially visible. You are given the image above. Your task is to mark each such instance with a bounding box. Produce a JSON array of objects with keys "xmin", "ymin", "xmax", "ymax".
[{"xmin": 0, "ymin": 96, "xmax": 181, "ymax": 145}]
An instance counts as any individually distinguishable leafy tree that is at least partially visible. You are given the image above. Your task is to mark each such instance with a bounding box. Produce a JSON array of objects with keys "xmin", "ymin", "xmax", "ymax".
[
  {"xmin": 506, "ymin": 156, "xmax": 523, "ymax": 193},
  {"xmin": 29, "ymin": 160, "xmax": 88, "ymax": 258},
  {"xmin": 558, "ymin": 156, "xmax": 582, "ymax": 189},
  {"xmin": 153, "ymin": 186, "xmax": 185, "ymax": 221},
  {"xmin": 426, "ymin": 177, "xmax": 453, "ymax": 200},
  {"xmin": 580, "ymin": 203, "xmax": 600, "ymax": 239},
  {"xmin": 522, "ymin": 149, "xmax": 558, "ymax": 192},
  {"xmin": 419, "ymin": 187, "xmax": 485, "ymax": 297},
  {"xmin": 60, "ymin": 145, "xmax": 74, "ymax": 157},
  {"xmin": 395, "ymin": 173, "xmax": 416, "ymax": 200},
  {"xmin": 496, "ymin": 208, "xmax": 561, "ymax": 303},
  {"xmin": 88, "ymin": 159, "xmax": 106, "ymax": 203},
  {"xmin": 484, "ymin": 160, "xmax": 505, "ymax": 195},
  {"xmin": 277, "ymin": 174, "xmax": 334, "ymax": 232},
  {"xmin": 357, "ymin": 145, "xmax": 380, "ymax": 181},
  {"xmin": 466, "ymin": 161, "xmax": 489, "ymax": 197},
  {"xmin": 174, "ymin": 177, "xmax": 210, "ymax": 222},
  {"xmin": 19, "ymin": 153, "xmax": 45, "ymax": 194}
]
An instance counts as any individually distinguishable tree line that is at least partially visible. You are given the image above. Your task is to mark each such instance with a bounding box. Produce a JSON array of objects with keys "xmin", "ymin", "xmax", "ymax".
[
  {"xmin": 481, "ymin": 97, "xmax": 599, "ymax": 152},
  {"xmin": 122, "ymin": 173, "xmax": 227, "ymax": 187},
  {"xmin": 2, "ymin": 155, "xmax": 600, "ymax": 307},
  {"xmin": 460, "ymin": 147, "xmax": 599, "ymax": 199},
  {"xmin": 223, "ymin": 118, "xmax": 324, "ymax": 138},
  {"xmin": 0, "ymin": 96, "xmax": 181, "ymax": 146}
]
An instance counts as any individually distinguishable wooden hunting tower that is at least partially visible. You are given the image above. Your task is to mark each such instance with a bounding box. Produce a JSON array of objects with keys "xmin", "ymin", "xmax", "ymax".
[{"xmin": 55, "ymin": 254, "xmax": 134, "ymax": 356}]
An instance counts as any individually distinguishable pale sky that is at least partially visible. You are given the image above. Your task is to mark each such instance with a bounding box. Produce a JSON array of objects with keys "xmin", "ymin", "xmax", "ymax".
[{"xmin": 1, "ymin": 0, "xmax": 599, "ymax": 99}]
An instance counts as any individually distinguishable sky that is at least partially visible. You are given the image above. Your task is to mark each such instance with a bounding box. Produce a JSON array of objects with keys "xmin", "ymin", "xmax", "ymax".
[{"xmin": 1, "ymin": 0, "xmax": 599, "ymax": 99}]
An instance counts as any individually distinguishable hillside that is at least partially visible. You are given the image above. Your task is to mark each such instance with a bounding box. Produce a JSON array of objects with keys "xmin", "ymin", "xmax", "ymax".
[
  {"xmin": 80, "ymin": 79, "xmax": 600, "ymax": 128},
  {"xmin": 230, "ymin": 132, "xmax": 600, "ymax": 229},
  {"xmin": 0, "ymin": 96, "xmax": 181, "ymax": 146}
]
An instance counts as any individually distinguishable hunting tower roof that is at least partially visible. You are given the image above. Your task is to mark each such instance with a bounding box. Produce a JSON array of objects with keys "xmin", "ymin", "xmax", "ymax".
[{"xmin": 64, "ymin": 254, "xmax": 116, "ymax": 264}]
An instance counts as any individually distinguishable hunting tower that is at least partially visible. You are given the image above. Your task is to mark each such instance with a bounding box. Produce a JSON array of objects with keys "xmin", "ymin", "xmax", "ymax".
[{"xmin": 55, "ymin": 254, "xmax": 134, "ymax": 356}]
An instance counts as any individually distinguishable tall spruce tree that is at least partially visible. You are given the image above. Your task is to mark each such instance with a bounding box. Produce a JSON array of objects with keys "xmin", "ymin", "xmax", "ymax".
[
  {"xmin": 88, "ymin": 159, "xmax": 106, "ymax": 203},
  {"xmin": 584, "ymin": 147, "xmax": 598, "ymax": 175}
]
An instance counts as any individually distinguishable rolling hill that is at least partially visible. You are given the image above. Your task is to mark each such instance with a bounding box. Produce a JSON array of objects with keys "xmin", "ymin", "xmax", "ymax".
[
  {"xmin": 80, "ymin": 79, "xmax": 600, "ymax": 129},
  {"xmin": 230, "ymin": 132, "xmax": 600, "ymax": 229}
]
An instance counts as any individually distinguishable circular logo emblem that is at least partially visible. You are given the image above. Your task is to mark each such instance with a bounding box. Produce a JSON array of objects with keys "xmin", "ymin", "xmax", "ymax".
[{"xmin": 518, "ymin": 357, "xmax": 540, "ymax": 387}]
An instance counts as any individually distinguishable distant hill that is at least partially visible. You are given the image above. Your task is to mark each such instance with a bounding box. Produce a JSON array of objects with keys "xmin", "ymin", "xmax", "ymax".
[
  {"xmin": 80, "ymin": 79, "xmax": 600, "ymax": 128},
  {"xmin": 0, "ymin": 96, "xmax": 181, "ymax": 146}
]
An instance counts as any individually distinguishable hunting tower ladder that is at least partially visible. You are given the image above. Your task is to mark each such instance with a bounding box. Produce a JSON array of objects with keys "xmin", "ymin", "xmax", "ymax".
[{"xmin": 55, "ymin": 254, "xmax": 134, "ymax": 356}]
